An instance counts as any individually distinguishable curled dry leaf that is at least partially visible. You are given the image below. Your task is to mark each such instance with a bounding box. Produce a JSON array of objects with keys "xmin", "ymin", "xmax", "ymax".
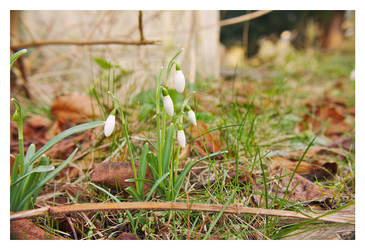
[
  {"xmin": 51, "ymin": 94, "xmax": 101, "ymax": 125},
  {"xmin": 270, "ymin": 166, "xmax": 333, "ymax": 203},
  {"xmin": 271, "ymin": 156, "xmax": 337, "ymax": 181},
  {"xmin": 269, "ymin": 145, "xmax": 347, "ymax": 181},
  {"xmin": 300, "ymin": 97, "xmax": 353, "ymax": 136},
  {"xmin": 10, "ymin": 219, "xmax": 64, "ymax": 240},
  {"xmin": 91, "ymin": 162, "xmax": 152, "ymax": 191},
  {"xmin": 188, "ymin": 121, "xmax": 223, "ymax": 159}
]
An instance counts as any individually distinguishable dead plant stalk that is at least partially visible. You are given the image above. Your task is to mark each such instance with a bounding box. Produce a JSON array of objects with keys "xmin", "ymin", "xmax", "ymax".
[{"xmin": 10, "ymin": 202, "xmax": 353, "ymax": 224}]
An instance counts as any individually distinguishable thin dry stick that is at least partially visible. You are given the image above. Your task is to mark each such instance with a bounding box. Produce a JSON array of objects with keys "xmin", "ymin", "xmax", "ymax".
[
  {"xmin": 11, "ymin": 39, "xmax": 160, "ymax": 50},
  {"xmin": 138, "ymin": 10, "xmax": 145, "ymax": 42},
  {"xmin": 220, "ymin": 10, "xmax": 272, "ymax": 27},
  {"xmin": 10, "ymin": 202, "xmax": 354, "ymax": 224}
]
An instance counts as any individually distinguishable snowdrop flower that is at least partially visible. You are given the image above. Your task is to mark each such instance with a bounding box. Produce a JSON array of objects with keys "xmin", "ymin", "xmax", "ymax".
[
  {"xmin": 177, "ymin": 129, "xmax": 186, "ymax": 148},
  {"xmin": 163, "ymin": 95, "xmax": 174, "ymax": 116},
  {"xmin": 174, "ymin": 64, "xmax": 185, "ymax": 93},
  {"xmin": 104, "ymin": 110, "xmax": 116, "ymax": 137},
  {"xmin": 350, "ymin": 70, "xmax": 355, "ymax": 81},
  {"xmin": 187, "ymin": 110, "xmax": 197, "ymax": 126}
]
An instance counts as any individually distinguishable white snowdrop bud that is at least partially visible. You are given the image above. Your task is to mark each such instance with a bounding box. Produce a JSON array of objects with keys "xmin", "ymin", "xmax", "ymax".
[
  {"xmin": 174, "ymin": 64, "xmax": 185, "ymax": 93},
  {"xmin": 177, "ymin": 129, "xmax": 186, "ymax": 148},
  {"xmin": 104, "ymin": 113, "xmax": 116, "ymax": 137},
  {"xmin": 350, "ymin": 70, "xmax": 355, "ymax": 80},
  {"xmin": 163, "ymin": 95, "xmax": 174, "ymax": 116},
  {"xmin": 187, "ymin": 110, "xmax": 197, "ymax": 126}
]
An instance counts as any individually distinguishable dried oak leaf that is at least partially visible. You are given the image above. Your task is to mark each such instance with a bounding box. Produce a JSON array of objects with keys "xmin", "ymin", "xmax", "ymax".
[
  {"xmin": 269, "ymin": 166, "xmax": 333, "ymax": 203},
  {"xmin": 11, "ymin": 219, "xmax": 64, "ymax": 240},
  {"xmin": 299, "ymin": 98, "xmax": 352, "ymax": 136},
  {"xmin": 51, "ymin": 94, "xmax": 101, "ymax": 125},
  {"xmin": 271, "ymin": 156, "xmax": 337, "ymax": 181},
  {"xmin": 91, "ymin": 162, "xmax": 152, "ymax": 191},
  {"xmin": 188, "ymin": 121, "xmax": 223, "ymax": 159}
]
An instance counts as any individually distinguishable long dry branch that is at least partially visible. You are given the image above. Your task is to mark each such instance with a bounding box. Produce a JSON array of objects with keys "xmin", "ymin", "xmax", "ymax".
[
  {"xmin": 10, "ymin": 39, "xmax": 160, "ymax": 50},
  {"xmin": 10, "ymin": 202, "xmax": 354, "ymax": 224},
  {"xmin": 220, "ymin": 10, "xmax": 273, "ymax": 27}
]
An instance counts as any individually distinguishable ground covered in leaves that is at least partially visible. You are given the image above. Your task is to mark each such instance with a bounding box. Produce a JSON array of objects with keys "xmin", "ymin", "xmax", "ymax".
[{"xmin": 10, "ymin": 47, "xmax": 355, "ymax": 240}]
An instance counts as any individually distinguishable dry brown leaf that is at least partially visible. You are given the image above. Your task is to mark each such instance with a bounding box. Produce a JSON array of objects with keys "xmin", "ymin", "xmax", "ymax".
[
  {"xmin": 11, "ymin": 219, "xmax": 64, "ymax": 240},
  {"xmin": 188, "ymin": 121, "xmax": 223, "ymax": 159},
  {"xmin": 300, "ymin": 98, "xmax": 352, "ymax": 136},
  {"xmin": 115, "ymin": 232, "xmax": 139, "ymax": 240},
  {"xmin": 327, "ymin": 137, "xmax": 354, "ymax": 152},
  {"xmin": 27, "ymin": 115, "xmax": 51, "ymax": 128},
  {"xmin": 271, "ymin": 156, "xmax": 337, "ymax": 181},
  {"xmin": 11, "ymin": 116, "xmax": 50, "ymax": 154},
  {"xmin": 91, "ymin": 162, "xmax": 152, "ymax": 192},
  {"xmin": 269, "ymin": 166, "xmax": 333, "ymax": 203},
  {"xmin": 51, "ymin": 94, "xmax": 101, "ymax": 125},
  {"xmin": 179, "ymin": 144, "xmax": 191, "ymax": 159}
]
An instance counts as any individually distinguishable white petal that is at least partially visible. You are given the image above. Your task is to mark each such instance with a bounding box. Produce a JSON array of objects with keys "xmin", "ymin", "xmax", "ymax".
[
  {"xmin": 174, "ymin": 70, "xmax": 185, "ymax": 93},
  {"xmin": 177, "ymin": 130, "xmax": 186, "ymax": 148},
  {"xmin": 188, "ymin": 110, "xmax": 197, "ymax": 126},
  {"xmin": 163, "ymin": 95, "xmax": 174, "ymax": 116},
  {"xmin": 350, "ymin": 70, "xmax": 355, "ymax": 80},
  {"xmin": 104, "ymin": 115, "xmax": 115, "ymax": 137}
]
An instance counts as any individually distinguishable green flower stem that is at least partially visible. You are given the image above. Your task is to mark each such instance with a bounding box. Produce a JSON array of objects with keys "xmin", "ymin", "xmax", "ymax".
[
  {"xmin": 108, "ymin": 92, "xmax": 140, "ymax": 195},
  {"xmin": 156, "ymin": 67, "xmax": 163, "ymax": 179},
  {"xmin": 121, "ymin": 112, "xmax": 139, "ymax": 195},
  {"xmin": 168, "ymin": 132, "xmax": 176, "ymax": 200},
  {"xmin": 11, "ymin": 98, "xmax": 25, "ymax": 175},
  {"xmin": 174, "ymin": 145, "xmax": 181, "ymax": 183},
  {"xmin": 161, "ymin": 109, "xmax": 166, "ymax": 148},
  {"xmin": 166, "ymin": 48, "xmax": 183, "ymax": 82}
]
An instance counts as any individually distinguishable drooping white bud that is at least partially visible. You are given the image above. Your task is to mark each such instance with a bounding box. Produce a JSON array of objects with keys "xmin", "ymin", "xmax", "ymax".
[
  {"xmin": 163, "ymin": 95, "xmax": 174, "ymax": 116},
  {"xmin": 177, "ymin": 129, "xmax": 186, "ymax": 148},
  {"xmin": 104, "ymin": 114, "xmax": 115, "ymax": 137},
  {"xmin": 174, "ymin": 65, "xmax": 185, "ymax": 93},
  {"xmin": 187, "ymin": 110, "xmax": 197, "ymax": 126},
  {"xmin": 350, "ymin": 70, "xmax": 355, "ymax": 80}
]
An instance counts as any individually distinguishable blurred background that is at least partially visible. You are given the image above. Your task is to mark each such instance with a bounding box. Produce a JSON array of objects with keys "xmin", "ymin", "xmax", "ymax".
[{"xmin": 10, "ymin": 10, "xmax": 355, "ymax": 106}]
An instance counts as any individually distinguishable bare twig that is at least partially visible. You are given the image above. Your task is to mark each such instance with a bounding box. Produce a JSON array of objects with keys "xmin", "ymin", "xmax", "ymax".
[
  {"xmin": 220, "ymin": 10, "xmax": 272, "ymax": 27},
  {"xmin": 10, "ymin": 39, "xmax": 160, "ymax": 50},
  {"xmin": 10, "ymin": 202, "xmax": 354, "ymax": 224},
  {"xmin": 138, "ymin": 10, "xmax": 145, "ymax": 42}
]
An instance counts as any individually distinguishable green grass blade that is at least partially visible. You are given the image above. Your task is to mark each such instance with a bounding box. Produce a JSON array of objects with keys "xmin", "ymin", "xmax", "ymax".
[
  {"xmin": 203, "ymin": 191, "xmax": 234, "ymax": 240},
  {"xmin": 24, "ymin": 143, "xmax": 36, "ymax": 168},
  {"xmin": 11, "ymin": 155, "xmax": 20, "ymax": 184},
  {"xmin": 90, "ymin": 182, "xmax": 121, "ymax": 203},
  {"xmin": 11, "ymin": 165, "xmax": 54, "ymax": 186},
  {"xmin": 147, "ymin": 152, "xmax": 159, "ymax": 181},
  {"xmin": 10, "ymin": 49, "xmax": 27, "ymax": 70},
  {"xmin": 16, "ymin": 148, "xmax": 78, "ymax": 211},
  {"xmin": 146, "ymin": 172, "xmax": 169, "ymax": 201},
  {"xmin": 125, "ymin": 186, "xmax": 142, "ymax": 201},
  {"xmin": 125, "ymin": 178, "xmax": 154, "ymax": 185},
  {"xmin": 29, "ymin": 121, "xmax": 104, "ymax": 166},
  {"xmin": 274, "ymin": 201, "xmax": 354, "ymax": 239},
  {"xmin": 137, "ymin": 143, "xmax": 149, "ymax": 197},
  {"xmin": 174, "ymin": 150, "xmax": 228, "ymax": 197},
  {"xmin": 282, "ymin": 137, "xmax": 316, "ymax": 202},
  {"xmin": 162, "ymin": 124, "xmax": 174, "ymax": 174}
]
